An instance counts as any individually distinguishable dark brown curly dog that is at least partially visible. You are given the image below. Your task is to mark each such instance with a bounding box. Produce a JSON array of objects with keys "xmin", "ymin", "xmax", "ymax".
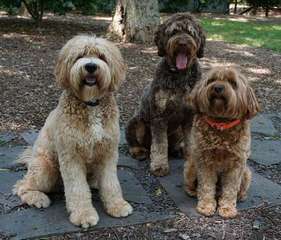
[{"xmin": 126, "ymin": 13, "xmax": 206, "ymax": 176}]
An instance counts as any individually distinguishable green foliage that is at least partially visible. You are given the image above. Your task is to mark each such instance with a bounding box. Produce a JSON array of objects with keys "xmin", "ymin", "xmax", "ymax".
[
  {"xmin": 0, "ymin": 0, "xmax": 20, "ymax": 15},
  {"xmin": 246, "ymin": 0, "xmax": 281, "ymax": 8},
  {"xmin": 159, "ymin": 0, "xmax": 230, "ymax": 13},
  {"xmin": 201, "ymin": 17, "xmax": 281, "ymax": 52},
  {"xmin": 159, "ymin": 0, "xmax": 191, "ymax": 12}
]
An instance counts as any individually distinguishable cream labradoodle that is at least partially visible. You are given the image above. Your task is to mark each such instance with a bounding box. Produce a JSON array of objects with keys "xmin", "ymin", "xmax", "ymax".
[
  {"xmin": 184, "ymin": 67, "xmax": 260, "ymax": 218},
  {"xmin": 13, "ymin": 35, "xmax": 133, "ymax": 228}
]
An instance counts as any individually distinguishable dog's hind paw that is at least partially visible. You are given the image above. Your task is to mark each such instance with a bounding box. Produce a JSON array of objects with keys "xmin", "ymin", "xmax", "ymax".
[
  {"xmin": 129, "ymin": 147, "xmax": 148, "ymax": 160},
  {"xmin": 150, "ymin": 163, "xmax": 169, "ymax": 177},
  {"xmin": 197, "ymin": 200, "xmax": 217, "ymax": 216},
  {"xmin": 21, "ymin": 191, "xmax": 51, "ymax": 208},
  {"xmin": 218, "ymin": 205, "xmax": 238, "ymax": 218}
]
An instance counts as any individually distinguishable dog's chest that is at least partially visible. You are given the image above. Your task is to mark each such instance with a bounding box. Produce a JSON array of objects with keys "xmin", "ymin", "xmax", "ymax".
[
  {"xmin": 155, "ymin": 89, "xmax": 186, "ymax": 114},
  {"xmin": 77, "ymin": 110, "xmax": 111, "ymax": 157}
]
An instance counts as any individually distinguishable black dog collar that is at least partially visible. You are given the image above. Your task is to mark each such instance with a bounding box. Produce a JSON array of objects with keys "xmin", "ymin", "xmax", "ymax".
[{"xmin": 84, "ymin": 99, "xmax": 100, "ymax": 107}]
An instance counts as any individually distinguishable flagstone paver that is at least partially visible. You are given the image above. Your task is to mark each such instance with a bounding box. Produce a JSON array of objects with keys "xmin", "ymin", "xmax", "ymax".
[
  {"xmin": 251, "ymin": 137, "xmax": 281, "ymax": 165},
  {"xmin": 0, "ymin": 201, "xmax": 171, "ymax": 240},
  {"xmin": 158, "ymin": 159, "xmax": 281, "ymax": 217},
  {"xmin": 0, "ymin": 167, "xmax": 171, "ymax": 239},
  {"xmin": 251, "ymin": 114, "xmax": 279, "ymax": 136},
  {"xmin": 0, "ymin": 146, "xmax": 26, "ymax": 169},
  {"xmin": 0, "ymin": 132, "xmax": 17, "ymax": 145}
]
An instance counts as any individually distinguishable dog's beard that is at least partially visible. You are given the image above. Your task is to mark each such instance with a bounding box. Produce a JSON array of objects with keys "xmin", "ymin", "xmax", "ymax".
[
  {"xmin": 210, "ymin": 96, "xmax": 227, "ymax": 117},
  {"xmin": 69, "ymin": 58, "xmax": 111, "ymax": 101}
]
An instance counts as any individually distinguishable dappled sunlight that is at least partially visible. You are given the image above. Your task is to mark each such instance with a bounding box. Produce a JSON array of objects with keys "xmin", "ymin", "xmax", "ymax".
[
  {"xmin": 224, "ymin": 48, "xmax": 255, "ymax": 57},
  {"xmin": 0, "ymin": 66, "xmax": 19, "ymax": 77},
  {"xmin": 141, "ymin": 47, "xmax": 157, "ymax": 54},
  {"xmin": 247, "ymin": 67, "xmax": 271, "ymax": 75}
]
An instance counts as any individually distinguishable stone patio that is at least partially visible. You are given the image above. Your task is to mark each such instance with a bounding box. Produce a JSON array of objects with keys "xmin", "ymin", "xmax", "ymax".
[{"xmin": 0, "ymin": 113, "xmax": 281, "ymax": 239}]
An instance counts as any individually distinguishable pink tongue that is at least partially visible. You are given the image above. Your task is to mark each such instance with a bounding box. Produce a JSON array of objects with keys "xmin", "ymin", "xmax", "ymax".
[{"xmin": 176, "ymin": 53, "xmax": 188, "ymax": 70}]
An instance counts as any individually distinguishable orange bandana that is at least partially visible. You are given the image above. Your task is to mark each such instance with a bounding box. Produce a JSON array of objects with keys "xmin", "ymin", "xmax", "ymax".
[{"xmin": 203, "ymin": 116, "xmax": 241, "ymax": 131}]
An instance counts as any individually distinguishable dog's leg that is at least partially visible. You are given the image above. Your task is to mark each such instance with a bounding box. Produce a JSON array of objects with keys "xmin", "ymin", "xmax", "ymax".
[
  {"xmin": 238, "ymin": 166, "xmax": 252, "ymax": 201},
  {"xmin": 218, "ymin": 167, "xmax": 242, "ymax": 218},
  {"xmin": 126, "ymin": 117, "xmax": 148, "ymax": 160},
  {"xmin": 13, "ymin": 148, "xmax": 59, "ymax": 208},
  {"xmin": 150, "ymin": 120, "xmax": 169, "ymax": 176},
  {"xmin": 184, "ymin": 158, "xmax": 197, "ymax": 197},
  {"xmin": 168, "ymin": 127, "xmax": 184, "ymax": 158},
  {"xmin": 98, "ymin": 151, "xmax": 133, "ymax": 218},
  {"xmin": 58, "ymin": 151, "xmax": 99, "ymax": 228},
  {"xmin": 197, "ymin": 166, "xmax": 218, "ymax": 216}
]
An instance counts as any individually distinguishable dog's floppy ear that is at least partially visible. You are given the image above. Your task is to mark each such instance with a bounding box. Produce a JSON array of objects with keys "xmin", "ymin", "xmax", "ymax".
[
  {"xmin": 105, "ymin": 41, "xmax": 126, "ymax": 92},
  {"xmin": 186, "ymin": 79, "xmax": 203, "ymax": 113},
  {"xmin": 197, "ymin": 25, "xmax": 206, "ymax": 58},
  {"xmin": 54, "ymin": 48, "xmax": 70, "ymax": 88},
  {"xmin": 154, "ymin": 24, "xmax": 166, "ymax": 57},
  {"xmin": 246, "ymin": 86, "xmax": 260, "ymax": 119}
]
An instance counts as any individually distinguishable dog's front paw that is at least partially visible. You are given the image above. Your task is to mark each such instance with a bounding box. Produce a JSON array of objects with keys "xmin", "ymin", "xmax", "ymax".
[
  {"xmin": 70, "ymin": 207, "xmax": 99, "ymax": 228},
  {"xmin": 197, "ymin": 200, "xmax": 217, "ymax": 216},
  {"xmin": 106, "ymin": 200, "xmax": 133, "ymax": 218},
  {"xmin": 218, "ymin": 205, "xmax": 238, "ymax": 218},
  {"xmin": 150, "ymin": 163, "xmax": 169, "ymax": 177}
]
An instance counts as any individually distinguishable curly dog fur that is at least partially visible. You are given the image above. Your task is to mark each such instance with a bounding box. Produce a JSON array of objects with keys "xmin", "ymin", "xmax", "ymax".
[
  {"xmin": 13, "ymin": 35, "xmax": 133, "ymax": 228},
  {"xmin": 126, "ymin": 13, "xmax": 206, "ymax": 176},
  {"xmin": 184, "ymin": 66, "xmax": 260, "ymax": 218}
]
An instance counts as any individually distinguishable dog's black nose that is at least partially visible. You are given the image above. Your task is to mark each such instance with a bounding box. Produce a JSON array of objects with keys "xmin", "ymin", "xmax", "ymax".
[
  {"xmin": 213, "ymin": 84, "xmax": 225, "ymax": 94},
  {"xmin": 85, "ymin": 62, "xmax": 97, "ymax": 73}
]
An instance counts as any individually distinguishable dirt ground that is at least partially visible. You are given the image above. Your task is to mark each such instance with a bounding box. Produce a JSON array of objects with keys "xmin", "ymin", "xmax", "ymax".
[{"xmin": 1, "ymin": 13, "xmax": 281, "ymax": 239}]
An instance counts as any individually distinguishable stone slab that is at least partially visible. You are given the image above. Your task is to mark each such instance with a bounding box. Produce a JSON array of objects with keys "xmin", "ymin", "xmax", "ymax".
[
  {"xmin": 251, "ymin": 114, "xmax": 278, "ymax": 136},
  {"xmin": 0, "ymin": 201, "xmax": 171, "ymax": 240},
  {"xmin": 0, "ymin": 171, "xmax": 25, "ymax": 214},
  {"xmin": 118, "ymin": 154, "xmax": 139, "ymax": 169},
  {"xmin": 251, "ymin": 137, "xmax": 281, "ymax": 165},
  {"xmin": 0, "ymin": 168, "xmax": 172, "ymax": 239},
  {"xmin": 159, "ymin": 159, "xmax": 281, "ymax": 217},
  {"xmin": 120, "ymin": 126, "xmax": 126, "ymax": 145},
  {"xmin": 0, "ymin": 146, "xmax": 26, "ymax": 169},
  {"xmin": 0, "ymin": 132, "xmax": 17, "ymax": 145},
  {"xmin": 20, "ymin": 129, "xmax": 39, "ymax": 146}
]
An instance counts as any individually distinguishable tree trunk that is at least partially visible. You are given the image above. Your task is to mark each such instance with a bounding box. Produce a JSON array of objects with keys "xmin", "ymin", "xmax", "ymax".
[
  {"xmin": 265, "ymin": 7, "xmax": 269, "ymax": 17},
  {"xmin": 22, "ymin": 0, "xmax": 44, "ymax": 24},
  {"xmin": 234, "ymin": 0, "xmax": 238, "ymax": 14},
  {"xmin": 108, "ymin": 0, "xmax": 160, "ymax": 43},
  {"xmin": 18, "ymin": 2, "xmax": 29, "ymax": 17}
]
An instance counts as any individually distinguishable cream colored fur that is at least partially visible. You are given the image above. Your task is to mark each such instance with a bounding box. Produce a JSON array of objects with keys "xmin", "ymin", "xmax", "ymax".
[{"xmin": 13, "ymin": 35, "xmax": 132, "ymax": 228}]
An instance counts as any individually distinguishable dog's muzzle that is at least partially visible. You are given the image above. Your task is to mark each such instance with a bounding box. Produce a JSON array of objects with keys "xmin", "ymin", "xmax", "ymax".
[{"xmin": 83, "ymin": 63, "xmax": 98, "ymax": 86}]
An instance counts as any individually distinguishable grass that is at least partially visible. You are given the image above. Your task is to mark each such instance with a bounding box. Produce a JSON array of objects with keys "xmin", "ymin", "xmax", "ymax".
[{"xmin": 201, "ymin": 17, "xmax": 281, "ymax": 52}]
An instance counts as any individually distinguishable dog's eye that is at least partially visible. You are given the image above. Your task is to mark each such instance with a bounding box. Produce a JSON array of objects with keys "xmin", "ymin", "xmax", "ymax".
[
  {"xmin": 75, "ymin": 55, "xmax": 83, "ymax": 62},
  {"xmin": 228, "ymin": 79, "xmax": 237, "ymax": 88},
  {"xmin": 207, "ymin": 78, "xmax": 215, "ymax": 85},
  {"xmin": 99, "ymin": 54, "xmax": 107, "ymax": 63}
]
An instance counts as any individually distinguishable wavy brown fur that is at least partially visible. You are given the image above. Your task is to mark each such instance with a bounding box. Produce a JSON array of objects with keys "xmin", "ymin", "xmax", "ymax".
[
  {"xmin": 184, "ymin": 66, "xmax": 260, "ymax": 218},
  {"xmin": 126, "ymin": 13, "xmax": 206, "ymax": 176}
]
